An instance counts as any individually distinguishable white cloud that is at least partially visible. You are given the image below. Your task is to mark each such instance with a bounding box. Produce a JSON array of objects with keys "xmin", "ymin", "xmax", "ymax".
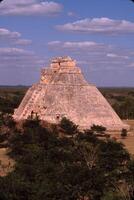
[
  {"xmin": 107, "ymin": 53, "xmax": 129, "ymax": 59},
  {"xmin": 48, "ymin": 41, "xmax": 106, "ymax": 51},
  {"xmin": 0, "ymin": 0, "xmax": 62, "ymax": 16},
  {"xmin": 0, "ymin": 47, "xmax": 34, "ymax": 56},
  {"xmin": 14, "ymin": 39, "xmax": 32, "ymax": 46},
  {"xmin": 0, "ymin": 28, "xmax": 20, "ymax": 39},
  {"xmin": 0, "ymin": 27, "xmax": 44, "ymax": 76},
  {"xmin": 48, "ymin": 40, "xmax": 134, "ymax": 71},
  {"xmin": 0, "ymin": 46, "xmax": 46, "ymax": 85},
  {"xmin": 0, "ymin": 27, "xmax": 32, "ymax": 46},
  {"xmin": 128, "ymin": 63, "xmax": 134, "ymax": 67},
  {"xmin": 67, "ymin": 11, "xmax": 78, "ymax": 18},
  {"xmin": 0, "ymin": 47, "xmax": 44, "ymax": 68},
  {"xmin": 57, "ymin": 17, "xmax": 134, "ymax": 35}
]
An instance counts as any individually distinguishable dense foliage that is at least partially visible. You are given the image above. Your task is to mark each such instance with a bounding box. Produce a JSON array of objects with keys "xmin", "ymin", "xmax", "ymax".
[
  {"xmin": 0, "ymin": 118, "xmax": 134, "ymax": 200},
  {"xmin": 100, "ymin": 88, "xmax": 134, "ymax": 119},
  {"xmin": 0, "ymin": 86, "xmax": 27, "ymax": 114}
]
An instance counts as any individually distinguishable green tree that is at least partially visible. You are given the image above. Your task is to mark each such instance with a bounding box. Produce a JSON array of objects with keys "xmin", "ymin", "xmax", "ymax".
[
  {"xmin": 60, "ymin": 117, "xmax": 78, "ymax": 135},
  {"xmin": 0, "ymin": 119, "xmax": 132, "ymax": 200},
  {"xmin": 90, "ymin": 125, "xmax": 106, "ymax": 136},
  {"xmin": 121, "ymin": 129, "xmax": 127, "ymax": 138}
]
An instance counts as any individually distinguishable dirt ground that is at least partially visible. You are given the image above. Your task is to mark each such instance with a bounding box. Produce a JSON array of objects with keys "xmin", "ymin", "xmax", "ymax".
[
  {"xmin": 0, "ymin": 148, "xmax": 14, "ymax": 176},
  {"xmin": 118, "ymin": 120, "xmax": 134, "ymax": 155}
]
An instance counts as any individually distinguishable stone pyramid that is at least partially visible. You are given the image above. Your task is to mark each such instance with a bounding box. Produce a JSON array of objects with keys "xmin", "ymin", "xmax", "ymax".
[{"xmin": 13, "ymin": 56, "xmax": 129, "ymax": 131}]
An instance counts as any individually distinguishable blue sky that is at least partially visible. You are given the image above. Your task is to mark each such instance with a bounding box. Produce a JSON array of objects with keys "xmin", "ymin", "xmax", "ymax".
[{"xmin": 0, "ymin": 0, "xmax": 134, "ymax": 86}]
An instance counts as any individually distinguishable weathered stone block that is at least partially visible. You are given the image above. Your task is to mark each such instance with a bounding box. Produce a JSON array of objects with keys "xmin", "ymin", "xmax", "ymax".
[{"xmin": 13, "ymin": 56, "xmax": 129, "ymax": 131}]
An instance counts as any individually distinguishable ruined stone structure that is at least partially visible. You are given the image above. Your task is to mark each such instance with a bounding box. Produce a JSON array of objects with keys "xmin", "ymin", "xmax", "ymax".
[{"xmin": 13, "ymin": 56, "xmax": 129, "ymax": 131}]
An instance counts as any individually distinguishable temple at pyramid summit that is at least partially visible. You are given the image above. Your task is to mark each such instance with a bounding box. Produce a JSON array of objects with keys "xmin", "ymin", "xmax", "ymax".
[{"xmin": 13, "ymin": 56, "xmax": 129, "ymax": 131}]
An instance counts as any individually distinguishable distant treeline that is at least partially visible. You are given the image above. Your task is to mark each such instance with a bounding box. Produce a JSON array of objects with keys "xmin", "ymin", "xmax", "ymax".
[
  {"xmin": 0, "ymin": 86, "xmax": 28, "ymax": 114},
  {"xmin": 100, "ymin": 88, "xmax": 134, "ymax": 119},
  {"xmin": 0, "ymin": 86, "xmax": 134, "ymax": 119}
]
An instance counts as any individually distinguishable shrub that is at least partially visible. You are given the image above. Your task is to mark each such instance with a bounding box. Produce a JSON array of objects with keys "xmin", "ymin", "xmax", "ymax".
[
  {"xmin": 60, "ymin": 117, "xmax": 78, "ymax": 135},
  {"xmin": 121, "ymin": 128, "xmax": 127, "ymax": 138},
  {"xmin": 91, "ymin": 124, "xmax": 106, "ymax": 135}
]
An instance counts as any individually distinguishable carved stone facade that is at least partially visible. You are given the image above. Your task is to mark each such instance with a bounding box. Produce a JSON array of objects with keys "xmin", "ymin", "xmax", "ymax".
[{"xmin": 13, "ymin": 56, "xmax": 129, "ymax": 131}]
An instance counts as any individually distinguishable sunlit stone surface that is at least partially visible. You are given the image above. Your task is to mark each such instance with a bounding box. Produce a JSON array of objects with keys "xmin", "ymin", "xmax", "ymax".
[{"xmin": 13, "ymin": 56, "xmax": 129, "ymax": 131}]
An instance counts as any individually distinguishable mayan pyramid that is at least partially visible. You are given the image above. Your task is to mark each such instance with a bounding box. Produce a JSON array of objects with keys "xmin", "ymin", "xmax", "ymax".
[{"xmin": 13, "ymin": 56, "xmax": 129, "ymax": 131}]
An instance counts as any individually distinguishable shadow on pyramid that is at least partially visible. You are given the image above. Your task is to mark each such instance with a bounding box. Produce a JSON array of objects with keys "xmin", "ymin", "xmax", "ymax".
[{"xmin": 13, "ymin": 56, "xmax": 129, "ymax": 131}]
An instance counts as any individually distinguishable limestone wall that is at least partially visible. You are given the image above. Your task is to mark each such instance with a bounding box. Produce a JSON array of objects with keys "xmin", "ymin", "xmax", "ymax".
[{"xmin": 13, "ymin": 56, "xmax": 129, "ymax": 131}]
